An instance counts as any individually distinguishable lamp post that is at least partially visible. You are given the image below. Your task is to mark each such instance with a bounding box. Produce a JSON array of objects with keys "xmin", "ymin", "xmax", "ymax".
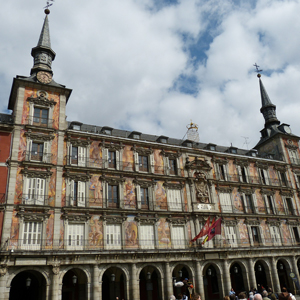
[
  {"xmin": 111, "ymin": 273, "xmax": 115, "ymax": 300},
  {"xmin": 72, "ymin": 275, "xmax": 77, "ymax": 286},
  {"xmin": 179, "ymin": 270, "xmax": 182, "ymax": 279},
  {"xmin": 279, "ymin": 263, "xmax": 284, "ymax": 270},
  {"xmin": 26, "ymin": 277, "xmax": 31, "ymax": 289},
  {"xmin": 234, "ymin": 266, "xmax": 238, "ymax": 274},
  {"xmin": 257, "ymin": 265, "xmax": 262, "ymax": 272},
  {"xmin": 207, "ymin": 268, "xmax": 212, "ymax": 276}
]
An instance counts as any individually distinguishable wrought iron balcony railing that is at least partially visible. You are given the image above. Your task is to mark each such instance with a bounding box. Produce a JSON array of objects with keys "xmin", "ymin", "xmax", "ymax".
[
  {"xmin": 26, "ymin": 116, "xmax": 54, "ymax": 129},
  {"xmin": 19, "ymin": 194, "xmax": 49, "ymax": 206},
  {"xmin": 23, "ymin": 151, "xmax": 53, "ymax": 163}
]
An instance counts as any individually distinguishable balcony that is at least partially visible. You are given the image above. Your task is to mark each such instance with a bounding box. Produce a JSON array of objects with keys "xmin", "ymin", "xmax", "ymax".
[
  {"xmin": 18, "ymin": 194, "xmax": 49, "ymax": 206},
  {"xmin": 26, "ymin": 116, "xmax": 53, "ymax": 129},
  {"xmin": 23, "ymin": 151, "xmax": 53, "ymax": 164}
]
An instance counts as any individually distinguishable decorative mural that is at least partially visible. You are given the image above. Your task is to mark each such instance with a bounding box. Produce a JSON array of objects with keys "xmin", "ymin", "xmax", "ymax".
[
  {"xmin": 89, "ymin": 175, "xmax": 102, "ymax": 207},
  {"xmin": 14, "ymin": 168, "xmax": 23, "ymax": 204},
  {"xmin": 90, "ymin": 141, "xmax": 102, "ymax": 168},
  {"xmin": 18, "ymin": 130, "xmax": 26, "ymax": 161},
  {"xmin": 61, "ymin": 177, "xmax": 66, "ymax": 207},
  {"xmin": 59, "ymin": 219, "xmax": 64, "ymax": 249},
  {"xmin": 157, "ymin": 218, "xmax": 171, "ymax": 248},
  {"xmin": 51, "ymin": 134, "xmax": 58, "ymax": 165},
  {"xmin": 122, "ymin": 145, "xmax": 133, "ymax": 172},
  {"xmin": 123, "ymin": 178, "xmax": 136, "ymax": 209},
  {"xmin": 124, "ymin": 216, "xmax": 138, "ymax": 248},
  {"xmin": 155, "ymin": 181, "xmax": 167, "ymax": 210},
  {"xmin": 89, "ymin": 215, "xmax": 103, "ymax": 248},
  {"xmin": 10, "ymin": 211, "xmax": 19, "ymax": 247},
  {"xmin": 238, "ymin": 221, "xmax": 249, "ymax": 245},
  {"xmin": 282, "ymin": 220, "xmax": 292, "ymax": 244},
  {"xmin": 45, "ymin": 213, "xmax": 54, "ymax": 248},
  {"xmin": 48, "ymin": 170, "xmax": 56, "ymax": 206},
  {"xmin": 274, "ymin": 192, "xmax": 285, "ymax": 214},
  {"xmin": 232, "ymin": 188, "xmax": 244, "ymax": 212},
  {"xmin": 154, "ymin": 149, "xmax": 163, "ymax": 174},
  {"xmin": 22, "ymin": 88, "xmax": 32, "ymax": 125},
  {"xmin": 51, "ymin": 92, "xmax": 60, "ymax": 130}
]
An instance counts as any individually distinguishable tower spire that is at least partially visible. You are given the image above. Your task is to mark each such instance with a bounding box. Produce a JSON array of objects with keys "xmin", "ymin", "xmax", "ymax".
[
  {"xmin": 257, "ymin": 74, "xmax": 280, "ymax": 128},
  {"xmin": 30, "ymin": 9, "xmax": 56, "ymax": 76}
]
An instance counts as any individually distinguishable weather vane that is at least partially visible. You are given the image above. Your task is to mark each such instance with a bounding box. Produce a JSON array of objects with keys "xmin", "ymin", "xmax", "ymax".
[
  {"xmin": 253, "ymin": 63, "xmax": 263, "ymax": 73},
  {"xmin": 44, "ymin": 0, "xmax": 54, "ymax": 10}
]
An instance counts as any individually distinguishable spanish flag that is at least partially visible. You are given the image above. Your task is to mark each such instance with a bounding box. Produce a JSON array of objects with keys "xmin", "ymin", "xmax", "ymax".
[
  {"xmin": 202, "ymin": 217, "xmax": 222, "ymax": 245},
  {"xmin": 191, "ymin": 216, "xmax": 210, "ymax": 242}
]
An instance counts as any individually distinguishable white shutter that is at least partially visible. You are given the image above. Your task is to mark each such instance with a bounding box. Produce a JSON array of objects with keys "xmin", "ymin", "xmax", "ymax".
[
  {"xmin": 248, "ymin": 226, "xmax": 254, "ymax": 246},
  {"xmin": 116, "ymin": 150, "xmax": 120, "ymax": 170},
  {"xmin": 172, "ymin": 226, "xmax": 185, "ymax": 249},
  {"xmin": 289, "ymin": 150, "xmax": 298, "ymax": 164},
  {"xmin": 174, "ymin": 190, "xmax": 181, "ymax": 211},
  {"xmin": 102, "ymin": 149, "xmax": 108, "ymax": 168},
  {"xmin": 27, "ymin": 178, "xmax": 36, "ymax": 204},
  {"xmin": 77, "ymin": 181, "xmax": 85, "ymax": 207},
  {"xmin": 259, "ymin": 226, "xmax": 265, "ymax": 245},
  {"xmin": 106, "ymin": 224, "xmax": 121, "ymax": 249},
  {"xmin": 136, "ymin": 185, "xmax": 141, "ymax": 209},
  {"xmin": 219, "ymin": 193, "xmax": 232, "ymax": 212},
  {"xmin": 237, "ymin": 166, "xmax": 243, "ymax": 182},
  {"xmin": 228, "ymin": 226, "xmax": 237, "ymax": 247},
  {"xmin": 150, "ymin": 154, "xmax": 154, "ymax": 173},
  {"xmin": 164, "ymin": 157, "xmax": 170, "ymax": 175},
  {"xmin": 29, "ymin": 104, "xmax": 34, "ymax": 125},
  {"xmin": 22, "ymin": 222, "xmax": 42, "ymax": 250},
  {"xmin": 140, "ymin": 225, "xmax": 154, "ymax": 249},
  {"xmin": 264, "ymin": 195, "xmax": 270, "ymax": 213},
  {"xmin": 252, "ymin": 192, "xmax": 258, "ymax": 213},
  {"xmin": 27, "ymin": 140, "xmax": 32, "ymax": 161},
  {"xmin": 134, "ymin": 153, "xmax": 139, "ymax": 172},
  {"xmin": 36, "ymin": 178, "xmax": 45, "ymax": 205},
  {"xmin": 70, "ymin": 180, "xmax": 75, "ymax": 206},
  {"xmin": 43, "ymin": 142, "xmax": 49, "ymax": 163},
  {"xmin": 78, "ymin": 147, "xmax": 86, "ymax": 167},
  {"xmin": 167, "ymin": 189, "xmax": 173, "ymax": 210},
  {"xmin": 294, "ymin": 173, "xmax": 300, "ymax": 189},
  {"xmin": 223, "ymin": 165, "xmax": 228, "ymax": 181},
  {"xmin": 263, "ymin": 169, "xmax": 269, "ymax": 185},
  {"xmin": 69, "ymin": 144, "xmax": 72, "ymax": 165},
  {"xmin": 68, "ymin": 224, "xmax": 84, "ymax": 250}
]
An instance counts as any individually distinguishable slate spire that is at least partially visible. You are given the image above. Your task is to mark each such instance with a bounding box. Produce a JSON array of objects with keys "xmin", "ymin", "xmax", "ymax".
[
  {"xmin": 258, "ymin": 74, "xmax": 280, "ymax": 128},
  {"xmin": 30, "ymin": 9, "xmax": 56, "ymax": 76}
]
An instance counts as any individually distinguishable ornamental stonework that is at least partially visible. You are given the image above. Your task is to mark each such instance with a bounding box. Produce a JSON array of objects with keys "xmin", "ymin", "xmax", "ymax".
[{"xmin": 194, "ymin": 171, "xmax": 209, "ymax": 203}]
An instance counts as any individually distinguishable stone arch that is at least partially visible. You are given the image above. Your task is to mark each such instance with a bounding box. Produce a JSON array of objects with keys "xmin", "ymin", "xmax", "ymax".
[
  {"xmin": 228, "ymin": 260, "xmax": 249, "ymax": 293},
  {"xmin": 253, "ymin": 259, "xmax": 272, "ymax": 291},
  {"xmin": 202, "ymin": 261, "xmax": 223, "ymax": 300},
  {"xmin": 171, "ymin": 262, "xmax": 196, "ymax": 282},
  {"xmin": 276, "ymin": 257, "xmax": 293, "ymax": 290},
  {"xmin": 59, "ymin": 265, "xmax": 91, "ymax": 284},
  {"xmin": 138, "ymin": 262, "xmax": 164, "ymax": 280}
]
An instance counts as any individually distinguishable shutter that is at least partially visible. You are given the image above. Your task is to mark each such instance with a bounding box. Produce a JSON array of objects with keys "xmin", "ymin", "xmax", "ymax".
[
  {"xmin": 69, "ymin": 144, "xmax": 72, "ymax": 165},
  {"xmin": 78, "ymin": 147, "xmax": 86, "ymax": 167},
  {"xmin": 134, "ymin": 153, "xmax": 139, "ymax": 172},
  {"xmin": 264, "ymin": 195, "xmax": 270, "ymax": 213},
  {"xmin": 77, "ymin": 181, "xmax": 85, "ymax": 207},
  {"xmin": 244, "ymin": 167, "xmax": 249, "ymax": 183},
  {"xmin": 70, "ymin": 180, "xmax": 75, "ymax": 206},
  {"xmin": 176, "ymin": 226, "xmax": 185, "ymax": 249},
  {"xmin": 176, "ymin": 158, "xmax": 180, "ymax": 176},
  {"xmin": 164, "ymin": 157, "xmax": 170, "ymax": 175},
  {"xmin": 220, "ymin": 193, "xmax": 232, "ymax": 212},
  {"xmin": 252, "ymin": 192, "xmax": 258, "ymax": 213},
  {"xmin": 116, "ymin": 150, "xmax": 120, "ymax": 170},
  {"xmin": 175, "ymin": 190, "xmax": 181, "ymax": 210},
  {"xmin": 294, "ymin": 173, "xmax": 300, "ymax": 189},
  {"xmin": 36, "ymin": 178, "xmax": 45, "ymax": 205},
  {"xmin": 136, "ymin": 185, "xmax": 141, "ymax": 209},
  {"xmin": 223, "ymin": 165, "xmax": 228, "ymax": 181},
  {"xmin": 29, "ymin": 104, "xmax": 34, "ymax": 125},
  {"xmin": 259, "ymin": 226, "xmax": 265, "ymax": 245},
  {"xmin": 237, "ymin": 166, "xmax": 243, "ymax": 182},
  {"xmin": 150, "ymin": 154, "xmax": 154, "ymax": 173},
  {"xmin": 42, "ymin": 141, "xmax": 49, "ymax": 163},
  {"xmin": 167, "ymin": 189, "xmax": 173, "ymax": 210},
  {"xmin": 27, "ymin": 178, "xmax": 36, "ymax": 204},
  {"xmin": 248, "ymin": 226, "xmax": 254, "ymax": 246},
  {"xmin": 27, "ymin": 140, "xmax": 32, "ymax": 161},
  {"xmin": 263, "ymin": 169, "xmax": 269, "ymax": 185},
  {"xmin": 229, "ymin": 226, "xmax": 237, "ymax": 247},
  {"xmin": 224, "ymin": 226, "xmax": 229, "ymax": 246}
]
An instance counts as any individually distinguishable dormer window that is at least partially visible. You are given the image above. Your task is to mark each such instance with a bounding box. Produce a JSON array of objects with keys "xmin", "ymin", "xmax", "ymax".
[
  {"xmin": 101, "ymin": 127, "xmax": 113, "ymax": 135},
  {"xmin": 207, "ymin": 143, "xmax": 216, "ymax": 151},
  {"xmin": 133, "ymin": 134, "xmax": 140, "ymax": 139},
  {"xmin": 157, "ymin": 136, "xmax": 168, "ymax": 144},
  {"xmin": 228, "ymin": 147, "xmax": 238, "ymax": 154},
  {"xmin": 73, "ymin": 125, "xmax": 80, "ymax": 130},
  {"xmin": 181, "ymin": 140, "xmax": 193, "ymax": 148},
  {"xmin": 129, "ymin": 131, "xmax": 141, "ymax": 140},
  {"xmin": 247, "ymin": 150, "xmax": 257, "ymax": 157}
]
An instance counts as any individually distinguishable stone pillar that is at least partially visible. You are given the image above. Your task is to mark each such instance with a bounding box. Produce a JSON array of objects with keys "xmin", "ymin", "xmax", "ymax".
[
  {"xmin": 51, "ymin": 265, "xmax": 60, "ymax": 300},
  {"xmin": 271, "ymin": 257, "xmax": 280, "ymax": 293},
  {"xmin": 196, "ymin": 261, "xmax": 205, "ymax": 299},
  {"xmin": 292, "ymin": 257, "xmax": 300, "ymax": 280},
  {"xmin": 223, "ymin": 260, "xmax": 231, "ymax": 296},
  {"xmin": 0, "ymin": 267, "xmax": 9, "ymax": 300},
  {"xmin": 131, "ymin": 263, "xmax": 139, "ymax": 300},
  {"xmin": 248, "ymin": 258, "xmax": 256, "ymax": 290},
  {"xmin": 93, "ymin": 265, "xmax": 100, "ymax": 300},
  {"xmin": 165, "ymin": 262, "xmax": 173, "ymax": 299}
]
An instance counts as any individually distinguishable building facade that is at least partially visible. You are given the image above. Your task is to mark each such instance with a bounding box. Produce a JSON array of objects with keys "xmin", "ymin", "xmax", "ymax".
[{"xmin": 1, "ymin": 9, "xmax": 300, "ymax": 300}]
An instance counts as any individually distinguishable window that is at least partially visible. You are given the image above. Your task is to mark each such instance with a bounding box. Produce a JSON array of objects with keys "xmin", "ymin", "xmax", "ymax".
[
  {"xmin": 103, "ymin": 148, "xmax": 120, "ymax": 170},
  {"xmin": 141, "ymin": 187, "xmax": 149, "ymax": 209},
  {"xmin": 21, "ymin": 221, "xmax": 42, "ymax": 250},
  {"xmin": 289, "ymin": 150, "xmax": 298, "ymax": 164},
  {"xmin": 167, "ymin": 189, "xmax": 182, "ymax": 211},
  {"xmin": 259, "ymin": 169, "xmax": 269, "ymax": 185},
  {"xmin": 219, "ymin": 193, "xmax": 232, "ymax": 213},
  {"xmin": 285, "ymin": 197, "xmax": 295, "ymax": 215},
  {"xmin": 279, "ymin": 172, "xmax": 287, "ymax": 187},
  {"xmin": 292, "ymin": 227, "xmax": 300, "ymax": 244},
  {"xmin": 108, "ymin": 185, "xmax": 119, "ymax": 208},
  {"xmin": 134, "ymin": 150, "xmax": 154, "ymax": 173},
  {"xmin": 67, "ymin": 224, "xmax": 84, "ymax": 250},
  {"xmin": 164, "ymin": 156, "xmax": 179, "ymax": 176},
  {"xmin": 270, "ymin": 226, "xmax": 281, "ymax": 246},
  {"xmin": 251, "ymin": 226, "xmax": 261, "ymax": 246},
  {"xmin": 171, "ymin": 226, "xmax": 185, "ymax": 249},
  {"xmin": 108, "ymin": 151, "xmax": 116, "ymax": 168},
  {"xmin": 24, "ymin": 178, "xmax": 46, "ymax": 205},
  {"xmin": 27, "ymin": 140, "xmax": 50, "ymax": 163},
  {"xmin": 218, "ymin": 164, "xmax": 228, "ymax": 181},
  {"xmin": 243, "ymin": 194, "xmax": 255, "ymax": 214},
  {"xmin": 69, "ymin": 145, "xmax": 86, "ymax": 167},
  {"xmin": 140, "ymin": 225, "xmax": 155, "ymax": 249},
  {"xmin": 169, "ymin": 159, "xmax": 177, "ymax": 175},
  {"xmin": 265, "ymin": 195, "xmax": 275, "ymax": 215},
  {"xmin": 294, "ymin": 173, "xmax": 300, "ymax": 189},
  {"xmin": 33, "ymin": 107, "xmax": 48, "ymax": 126},
  {"xmin": 72, "ymin": 124, "xmax": 81, "ymax": 130},
  {"xmin": 224, "ymin": 226, "xmax": 238, "ymax": 247},
  {"xmin": 106, "ymin": 224, "xmax": 121, "ymax": 249},
  {"xmin": 133, "ymin": 134, "xmax": 140, "ymax": 139},
  {"xmin": 70, "ymin": 181, "xmax": 86, "ymax": 207},
  {"xmin": 237, "ymin": 166, "xmax": 248, "ymax": 183},
  {"xmin": 139, "ymin": 155, "xmax": 148, "ymax": 172}
]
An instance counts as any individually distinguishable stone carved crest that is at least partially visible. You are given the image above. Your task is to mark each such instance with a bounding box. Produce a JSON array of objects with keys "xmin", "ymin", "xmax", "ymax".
[{"xmin": 194, "ymin": 171, "xmax": 209, "ymax": 203}]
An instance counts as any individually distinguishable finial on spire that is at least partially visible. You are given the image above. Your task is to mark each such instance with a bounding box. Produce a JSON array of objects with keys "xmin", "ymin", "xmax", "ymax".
[
  {"xmin": 253, "ymin": 63, "xmax": 263, "ymax": 77},
  {"xmin": 44, "ymin": 0, "xmax": 54, "ymax": 14}
]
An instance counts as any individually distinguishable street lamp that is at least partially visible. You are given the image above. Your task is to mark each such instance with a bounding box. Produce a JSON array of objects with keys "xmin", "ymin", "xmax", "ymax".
[
  {"xmin": 111, "ymin": 273, "xmax": 115, "ymax": 282},
  {"xmin": 279, "ymin": 264, "xmax": 284, "ymax": 270},
  {"xmin": 234, "ymin": 266, "xmax": 238, "ymax": 274},
  {"xmin": 72, "ymin": 275, "xmax": 77, "ymax": 286},
  {"xmin": 257, "ymin": 265, "xmax": 262, "ymax": 272},
  {"xmin": 147, "ymin": 272, "xmax": 151, "ymax": 280},
  {"xmin": 179, "ymin": 270, "xmax": 182, "ymax": 278},
  {"xmin": 207, "ymin": 268, "xmax": 212, "ymax": 276},
  {"xmin": 26, "ymin": 277, "xmax": 31, "ymax": 288}
]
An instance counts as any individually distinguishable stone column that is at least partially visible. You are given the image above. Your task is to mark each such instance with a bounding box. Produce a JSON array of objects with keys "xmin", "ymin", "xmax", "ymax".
[
  {"xmin": 196, "ymin": 261, "xmax": 205, "ymax": 299},
  {"xmin": 93, "ymin": 265, "xmax": 100, "ymax": 300},
  {"xmin": 51, "ymin": 265, "xmax": 60, "ymax": 300},
  {"xmin": 0, "ymin": 267, "xmax": 9, "ymax": 300},
  {"xmin": 165, "ymin": 262, "xmax": 173, "ymax": 299},
  {"xmin": 271, "ymin": 257, "xmax": 280, "ymax": 293},
  {"xmin": 131, "ymin": 263, "xmax": 139, "ymax": 300},
  {"xmin": 248, "ymin": 258, "xmax": 256, "ymax": 290},
  {"xmin": 223, "ymin": 260, "xmax": 231, "ymax": 296}
]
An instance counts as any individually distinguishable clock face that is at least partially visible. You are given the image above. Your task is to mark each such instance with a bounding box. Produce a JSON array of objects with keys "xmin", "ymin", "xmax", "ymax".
[
  {"xmin": 283, "ymin": 125, "xmax": 292, "ymax": 134},
  {"xmin": 37, "ymin": 71, "xmax": 52, "ymax": 84}
]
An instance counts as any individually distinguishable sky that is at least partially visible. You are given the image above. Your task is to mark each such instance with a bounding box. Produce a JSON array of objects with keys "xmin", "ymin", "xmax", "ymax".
[{"xmin": 1, "ymin": 0, "xmax": 300, "ymax": 150}]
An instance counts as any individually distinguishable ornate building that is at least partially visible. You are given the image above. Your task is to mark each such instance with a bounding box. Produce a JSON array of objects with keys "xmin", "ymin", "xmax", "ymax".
[{"xmin": 1, "ymin": 8, "xmax": 300, "ymax": 300}]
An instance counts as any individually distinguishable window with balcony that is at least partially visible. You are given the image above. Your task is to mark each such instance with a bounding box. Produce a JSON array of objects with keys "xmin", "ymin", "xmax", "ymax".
[
  {"xmin": 69, "ymin": 145, "xmax": 86, "ymax": 167},
  {"xmin": 237, "ymin": 165, "xmax": 249, "ymax": 183},
  {"xmin": 70, "ymin": 181, "xmax": 86, "ymax": 207},
  {"xmin": 23, "ymin": 177, "xmax": 46, "ymax": 205},
  {"xmin": 133, "ymin": 148, "xmax": 154, "ymax": 173},
  {"xmin": 264, "ymin": 195, "xmax": 276, "ymax": 215},
  {"xmin": 106, "ymin": 224, "xmax": 121, "ymax": 249},
  {"xmin": 218, "ymin": 164, "xmax": 227, "ymax": 181},
  {"xmin": 108, "ymin": 185, "xmax": 119, "ymax": 208},
  {"xmin": 224, "ymin": 225, "xmax": 238, "ymax": 247},
  {"xmin": 250, "ymin": 226, "xmax": 261, "ymax": 246},
  {"xmin": 67, "ymin": 223, "xmax": 84, "ymax": 250},
  {"xmin": 259, "ymin": 169, "xmax": 269, "ymax": 185},
  {"xmin": 163, "ymin": 154, "xmax": 180, "ymax": 176},
  {"xmin": 270, "ymin": 225, "xmax": 281, "ymax": 246},
  {"xmin": 292, "ymin": 227, "xmax": 300, "ymax": 244},
  {"xmin": 26, "ymin": 137, "xmax": 51, "ymax": 163},
  {"xmin": 171, "ymin": 225, "xmax": 185, "ymax": 249},
  {"xmin": 285, "ymin": 197, "xmax": 295, "ymax": 215},
  {"xmin": 279, "ymin": 171, "xmax": 287, "ymax": 187},
  {"xmin": 167, "ymin": 189, "xmax": 182, "ymax": 211},
  {"xmin": 139, "ymin": 155, "xmax": 148, "ymax": 172},
  {"xmin": 21, "ymin": 221, "xmax": 42, "ymax": 250},
  {"xmin": 33, "ymin": 107, "xmax": 49, "ymax": 127},
  {"xmin": 102, "ymin": 148, "xmax": 121, "ymax": 170},
  {"xmin": 243, "ymin": 194, "xmax": 256, "ymax": 214},
  {"xmin": 140, "ymin": 187, "xmax": 149, "ymax": 209},
  {"xmin": 140, "ymin": 224, "xmax": 155, "ymax": 249},
  {"xmin": 288, "ymin": 149, "xmax": 299, "ymax": 165},
  {"xmin": 219, "ymin": 192, "xmax": 232, "ymax": 213}
]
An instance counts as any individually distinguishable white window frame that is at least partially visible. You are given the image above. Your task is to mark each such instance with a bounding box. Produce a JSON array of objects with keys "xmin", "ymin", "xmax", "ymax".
[
  {"xmin": 27, "ymin": 140, "xmax": 51, "ymax": 163},
  {"xmin": 167, "ymin": 188, "xmax": 182, "ymax": 211},
  {"xmin": 67, "ymin": 223, "xmax": 85, "ymax": 250},
  {"xmin": 237, "ymin": 165, "xmax": 249, "ymax": 183},
  {"xmin": 102, "ymin": 148, "xmax": 121, "ymax": 170},
  {"xmin": 134, "ymin": 151, "xmax": 154, "ymax": 173},
  {"xmin": 219, "ymin": 192, "xmax": 232, "ymax": 213},
  {"xmin": 70, "ymin": 180, "xmax": 86, "ymax": 207},
  {"xmin": 69, "ymin": 144, "xmax": 87, "ymax": 167},
  {"xmin": 139, "ymin": 224, "xmax": 155, "ymax": 249},
  {"xmin": 269, "ymin": 225, "xmax": 282, "ymax": 246},
  {"xmin": 105, "ymin": 223, "xmax": 122, "ymax": 250},
  {"xmin": 163, "ymin": 156, "xmax": 180, "ymax": 176},
  {"xmin": 288, "ymin": 149, "xmax": 298, "ymax": 165},
  {"xmin": 224, "ymin": 225, "xmax": 238, "ymax": 248},
  {"xmin": 21, "ymin": 221, "xmax": 42, "ymax": 250},
  {"xmin": 171, "ymin": 225, "xmax": 186, "ymax": 249},
  {"xmin": 23, "ymin": 177, "xmax": 46, "ymax": 205}
]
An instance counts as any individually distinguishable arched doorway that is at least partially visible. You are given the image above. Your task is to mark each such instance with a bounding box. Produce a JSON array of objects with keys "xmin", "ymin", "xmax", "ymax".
[
  {"xmin": 62, "ymin": 268, "xmax": 87, "ymax": 300},
  {"xmin": 9, "ymin": 270, "xmax": 46, "ymax": 300},
  {"xmin": 139, "ymin": 267, "xmax": 161, "ymax": 300},
  {"xmin": 277, "ymin": 260, "xmax": 290, "ymax": 290},
  {"xmin": 102, "ymin": 267, "xmax": 126, "ymax": 300},
  {"xmin": 203, "ymin": 265, "xmax": 220, "ymax": 300},
  {"xmin": 172, "ymin": 265, "xmax": 192, "ymax": 298},
  {"xmin": 254, "ymin": 262, "xmax": 268, "ymax": 292},
  {"xmin": 230, "ymin": 263, "xmax": 245, "ymax": 294}
]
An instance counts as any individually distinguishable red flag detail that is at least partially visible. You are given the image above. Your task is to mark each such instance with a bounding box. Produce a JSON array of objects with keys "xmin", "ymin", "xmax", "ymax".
[
  {"xmin": 206, "ymin": 218, "xmax": 222, "ymax": 242},
  {"xmin": 191, "ymin": 216, "xmax": 210, "ymax": 242}
]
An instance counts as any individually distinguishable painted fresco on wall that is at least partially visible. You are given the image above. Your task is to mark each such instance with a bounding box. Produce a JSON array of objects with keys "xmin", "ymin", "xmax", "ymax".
[
  {"xmin": 89, "ymin": 175, "xmax": 102, "ymax": 207},
  {"xmin": 228, "ymin": 160, "xmax": 237, "ymax": 181},
  {"xmin": 22, "ymin": 88, "xmax": 33, "ymax": 125},
  {"xmin": 63, "ymin": 141, "xmax": 67, "ymax": 165},
  {"xmin": 124, "ymin": 178, "xmax": 136, "ymax": 209},
  {"xmin": 61, "ymin": 178, "xmax": 66, "ymax": 207},
  {"xmin": 123, "ymin": 145, "xmax": 133, "ymax": 172},
  {"xmin": 51, "ymin": 134, "xmax": 58, "ymax": 165},
  {"xmin": 183, "ymin": 186, "xmax": 188, "ymax": 212},
  {"xmin": 282, "ymin": 221, "xmax": 292, "ymax": 244},
  {"xmin": 51, "ymin": 92, "xmax": 60, "ymax": 130},
  {"xmin": 18, "ymin": 130, "xmax": 26, "ymax": 161},
  {"xmin": 238, "ymin": 221, "xmax": 249, "ymax": 245},
  {"xmin": 90, "ymin": 141, "xmax": 102, "ymax": 168},
  {"xmin": 154, "ymin": 149, "xmax": 163, "ymax": 174},
  {"xmin": 45, "ymin": 213, "xmax": 54, "ymax": 248},
  {"xmin": 255, "ymin": 190, "xmax": 266, "ymax": 213},
  {"xmin": 157, "ymin": 218, "xmax": 171, "ymax": 248},
  {"xmin": 269, "ymin": 166, "xmax": 278, "ymax": 185},
  {"xmin": 10, "ymin": 211, "xmax": 19, "ymax": 247},
  {"xmin": 48, "ymin": 170, "xmax": 56, "ymax": 206},
  {"xmin": 232, "ymin": 188, "xmax": 244, "ymax": 212},
  {"xmin": 124, "ymin": 216, "xmax": 138, "ymax": 248},
  {"xmin": 155, "ymin": 181, "xmax": 167, "ymax": 210},
  {"xmin": 274, "ymin": 192, "xmax": 285, "ymax": 214},
  {"xmin": 260, "ymin": 220, "xmax": 271, "ymax": 244},
  {"xmin": 89, "ymin": 215, "xmax": 103, "ymax": 247},
  {"xmin": 187, "ymin": 221, "xmax": 191, "ymax": 241},
  {"xmin": 59, "ymin": 220, "xmax": 64, "ymax": 249},
  {"xmin": 14, "ymin": 168, "xmax": 23, "ymax": 204}
]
